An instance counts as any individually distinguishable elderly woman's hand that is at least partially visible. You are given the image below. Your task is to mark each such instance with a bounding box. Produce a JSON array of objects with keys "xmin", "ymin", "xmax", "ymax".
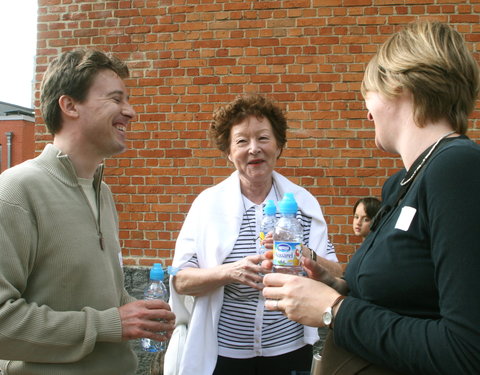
[
  {"xmin": 260, "ymin": 231, "xmax": 274, "ymax": 251},
  {"xmin": 228, "ymin": 254, "xmax": 270, "ymax": 290},
  {"xmin": 261, "ymin": 250, "xmax": 348, "ymax": 294},
  {"xmin": 262, "ymin": 272, "xmax": 341, "ymax": 327}
]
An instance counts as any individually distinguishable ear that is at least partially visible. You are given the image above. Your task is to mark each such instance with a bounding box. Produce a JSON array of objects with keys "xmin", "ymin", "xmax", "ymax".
[
  {"xmin": 58, "ymin": 95, "xmax": 80, "ymax": 119},
  {"xmin": 227, "ymin": 153, "xmax": 232, "ymax": 162},
  {"xmin": 275, "ymin": 147, "xmax": 282, "ymax": 159}
]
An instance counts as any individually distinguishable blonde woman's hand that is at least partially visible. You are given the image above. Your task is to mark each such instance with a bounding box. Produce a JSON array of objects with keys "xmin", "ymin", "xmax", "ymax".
[{"xmin": 263, "ymin": 272, "xmax": 341, "ymax": 327}]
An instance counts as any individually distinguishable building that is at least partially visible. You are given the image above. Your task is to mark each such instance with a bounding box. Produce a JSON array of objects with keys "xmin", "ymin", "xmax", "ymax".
[{"xmin": 0, "ymin": 101, "xmax": 35, "ymax": 173}]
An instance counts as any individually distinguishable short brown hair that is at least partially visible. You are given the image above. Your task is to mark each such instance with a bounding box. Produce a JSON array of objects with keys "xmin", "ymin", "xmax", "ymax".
[
  {"xmin": 40, "ymin": 49, "xmax": 130, "ymax": 135},
  {"xmin": 209, "ymin": 94, "xmax": 288, "ymax": 155}
]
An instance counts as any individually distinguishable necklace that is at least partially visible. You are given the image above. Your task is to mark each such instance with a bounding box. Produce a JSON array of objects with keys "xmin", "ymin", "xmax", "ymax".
[
  {"xmin": 241, "ymin": 195, "xmax": 259, "ymax": 245},
  {"xmin": 400, "ymin": 131, "xmax": 456, "ymax": 186}
]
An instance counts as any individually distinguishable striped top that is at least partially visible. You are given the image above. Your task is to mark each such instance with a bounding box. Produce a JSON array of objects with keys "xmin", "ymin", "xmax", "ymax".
[{"xmin": 184, "ymin": 195, "xmax": 334, "ymax": 358}]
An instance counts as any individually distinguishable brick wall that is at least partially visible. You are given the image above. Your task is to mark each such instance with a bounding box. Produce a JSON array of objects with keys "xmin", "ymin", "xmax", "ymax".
[{"xmin": 35, "ymin": 0, "xmax": 480, "ymax": 266}]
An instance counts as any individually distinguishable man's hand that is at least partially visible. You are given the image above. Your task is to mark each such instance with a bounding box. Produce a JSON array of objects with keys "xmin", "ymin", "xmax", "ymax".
[{"xmin": 118, "ymin": 300, "xmax": 175, "ymax": 342}]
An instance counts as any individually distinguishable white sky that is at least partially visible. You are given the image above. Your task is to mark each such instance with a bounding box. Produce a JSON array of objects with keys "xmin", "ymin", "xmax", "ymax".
[{"xmin": 0, "ymin": 1, "xmax": 38, "ymax": 109}]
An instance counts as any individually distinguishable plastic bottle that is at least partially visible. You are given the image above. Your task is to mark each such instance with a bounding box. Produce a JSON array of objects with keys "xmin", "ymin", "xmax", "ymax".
[
  {"xmin": 259, "ymin": 199, "xmax": 277, "ymax": 255},
  {"xmin": 141, "ymin": 263, "xmax": 169, "ymax": 352},
  {"xmin": 272, "ymin": 193, "xmax": 305, "ymax": 275}
]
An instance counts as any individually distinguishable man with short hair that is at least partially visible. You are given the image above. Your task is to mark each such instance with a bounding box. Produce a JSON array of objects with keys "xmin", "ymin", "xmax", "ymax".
[{"xmin": 0, "ymin": 49, "xmax": 175, "ymax": 375}]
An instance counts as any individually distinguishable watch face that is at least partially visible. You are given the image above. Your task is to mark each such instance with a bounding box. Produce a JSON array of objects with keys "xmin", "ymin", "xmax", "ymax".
[{"xmin": 322, "ymin": 308, "xmax": 333, "ymax": 326}]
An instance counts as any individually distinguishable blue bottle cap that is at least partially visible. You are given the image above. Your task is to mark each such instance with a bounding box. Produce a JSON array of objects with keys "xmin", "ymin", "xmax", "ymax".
[
  {"xmin": 150, "ymin": 263, "xmax": 164, "ymax": 281},
  {"xmin": 167, "ymin": 266, "xmax": 180, "ymax": 276},
  {"xmin": 264, "ymin": 199, "xmax": 277, "ymax": 215},
  {"xmin": 278, "ymin": 192, "xmax": 298, "ymax": 214}
]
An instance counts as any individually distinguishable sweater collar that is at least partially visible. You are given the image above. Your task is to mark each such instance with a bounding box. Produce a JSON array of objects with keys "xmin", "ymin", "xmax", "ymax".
[{"xmin": 36, "ymin": 144, "xmax": 104, "ymax": 187}]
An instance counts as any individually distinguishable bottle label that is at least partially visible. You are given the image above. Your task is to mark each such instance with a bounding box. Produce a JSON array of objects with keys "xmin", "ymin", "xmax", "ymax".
[{"xmin": 273, "ymin": 241, "xmax": 302, "ymax": 266}]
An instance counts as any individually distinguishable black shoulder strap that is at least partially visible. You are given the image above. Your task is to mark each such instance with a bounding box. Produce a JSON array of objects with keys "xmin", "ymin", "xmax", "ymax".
[{"xmin": 370, "ymin": 136, "xmax": 457, "ymax": 232}]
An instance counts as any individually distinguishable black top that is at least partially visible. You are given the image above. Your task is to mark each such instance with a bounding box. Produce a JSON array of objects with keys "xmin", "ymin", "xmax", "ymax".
[{"xmin": 337, "ymin": 136, "xmax": 480, "ymax": 375}]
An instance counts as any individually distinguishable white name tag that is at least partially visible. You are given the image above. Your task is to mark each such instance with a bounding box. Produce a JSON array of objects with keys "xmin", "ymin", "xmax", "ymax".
[{"xmin": 395, "ymin": 206, "xmax": 417, "ymax": 231}]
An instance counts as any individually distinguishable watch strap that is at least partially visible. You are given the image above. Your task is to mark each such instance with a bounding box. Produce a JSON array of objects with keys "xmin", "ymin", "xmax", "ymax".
[{"xmin": 328, "ymin": 295, "xmax": 346, "ymax": 329}]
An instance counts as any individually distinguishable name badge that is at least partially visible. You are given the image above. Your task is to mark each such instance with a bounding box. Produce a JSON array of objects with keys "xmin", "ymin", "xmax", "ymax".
[{"xmin": 395, "ymin": 206, "xmax": 417, "ymax": 231}]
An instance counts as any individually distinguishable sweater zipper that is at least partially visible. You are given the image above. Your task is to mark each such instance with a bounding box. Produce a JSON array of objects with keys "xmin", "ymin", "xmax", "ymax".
[
  {"xmin": 94, "ymin": 169, "xmax": 104, "ymax": 250},
  {"xmin": 59, "ymin": 153, "xmax": 105, "ymax": 250},
  {"xmin": 77, "ymin": 185, "xmax": 104, "ymax": 250}
]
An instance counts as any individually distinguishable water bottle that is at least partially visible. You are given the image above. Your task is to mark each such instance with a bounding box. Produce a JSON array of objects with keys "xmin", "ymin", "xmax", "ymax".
[
  {"xmin": 259, "ymin": 199, "xmax": 277, "ymax": 255},
  {"xmin": 273, "ymin": 193, "xmax": 305, "ymax": 275},
  {"xmin": 141, "ymin": 263, "xmax": 169, "ymax": 352}
]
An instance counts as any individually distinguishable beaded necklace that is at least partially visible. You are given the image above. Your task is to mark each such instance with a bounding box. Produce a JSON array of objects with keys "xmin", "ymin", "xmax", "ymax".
[
  {"xmin": 370, "ymin": 130, "xmax": 457, "ymax": 232},
  {"xmin": 400, "ymin": 131, "xmax": 455, "ymax": 186}
]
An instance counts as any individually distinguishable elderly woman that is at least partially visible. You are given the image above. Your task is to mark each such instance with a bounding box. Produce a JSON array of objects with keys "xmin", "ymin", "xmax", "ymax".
[
  {"xmin": 263, "ymin": 21, "xmax": 480, "ymax": 375},
  {"xmin": 168, "ymin": 94, "xmax": 342, "ymax": 375}
]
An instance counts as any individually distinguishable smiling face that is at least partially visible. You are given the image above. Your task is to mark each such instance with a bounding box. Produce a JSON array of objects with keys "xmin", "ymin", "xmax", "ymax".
[
  {"xmin": 228, "ymin": 115, "xmax": 281, "ymax": 187},
  {"xmin": 75, "ymin": 69, "xmax": 136, "ymax": 159}
]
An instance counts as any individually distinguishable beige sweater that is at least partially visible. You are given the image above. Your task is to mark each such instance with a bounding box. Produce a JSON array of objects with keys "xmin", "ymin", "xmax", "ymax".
[{"xmin": 0, "ymin": 144, "xmax": 137, "ymax": 375}]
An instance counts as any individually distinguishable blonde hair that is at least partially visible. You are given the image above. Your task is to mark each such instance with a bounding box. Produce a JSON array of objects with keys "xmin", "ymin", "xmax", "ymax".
[{"xmin": 361, "ymin": 21, "xmax": 480, "ymax": 134}]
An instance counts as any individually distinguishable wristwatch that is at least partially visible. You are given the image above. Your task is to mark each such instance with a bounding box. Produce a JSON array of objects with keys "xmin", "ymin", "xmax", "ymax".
[
  {"xmin": 322, "ymin": 295, "xmax": 345, "ymax": 329},
  {"xmin": 322, "ymin": 306, "xmax": 333, "ymax": 327}
]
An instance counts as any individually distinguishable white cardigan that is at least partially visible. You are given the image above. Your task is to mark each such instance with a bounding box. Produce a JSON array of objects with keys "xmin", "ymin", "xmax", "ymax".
[{"xmin": 167, "ymin": 171, "xmax": 336, "ymax": 375}]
